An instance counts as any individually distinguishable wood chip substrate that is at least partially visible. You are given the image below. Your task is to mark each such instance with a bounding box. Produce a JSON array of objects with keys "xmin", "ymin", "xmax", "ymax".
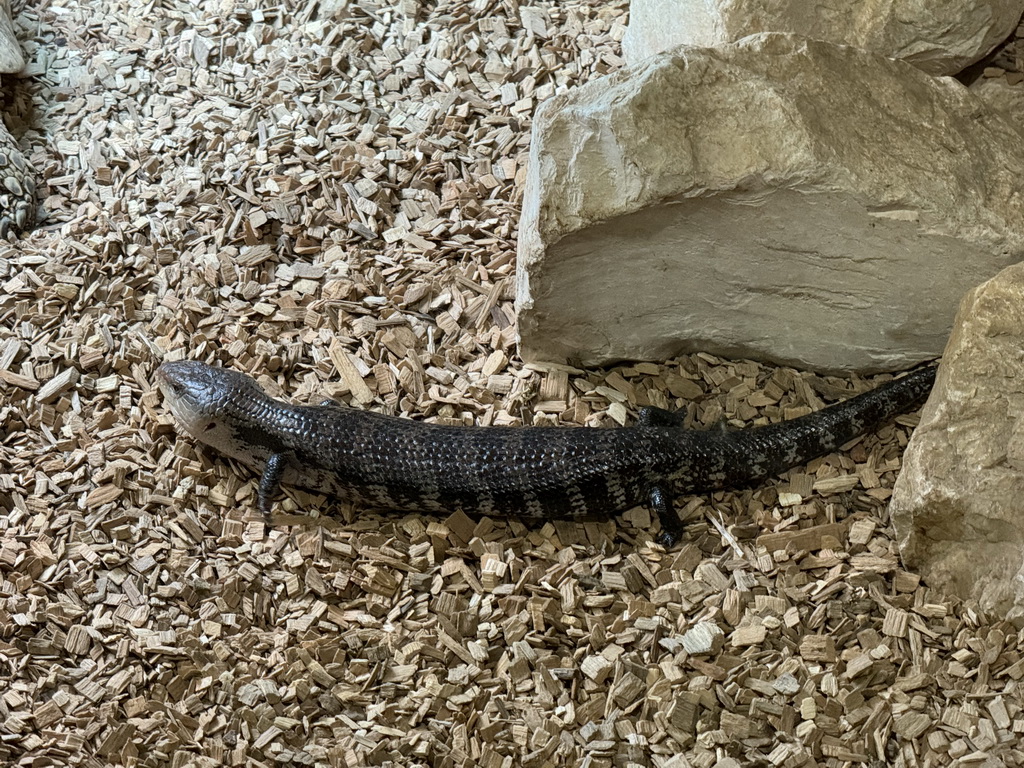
[{"xmin": 3, "ymin": 2, "xmax": 1024, "ymax": 767}]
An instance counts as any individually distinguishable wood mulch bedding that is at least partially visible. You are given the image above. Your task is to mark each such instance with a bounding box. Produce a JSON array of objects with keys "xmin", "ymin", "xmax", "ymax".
[{"xmin": 3, "ymin": 1, "xmax": 1024, "ymax": 766}]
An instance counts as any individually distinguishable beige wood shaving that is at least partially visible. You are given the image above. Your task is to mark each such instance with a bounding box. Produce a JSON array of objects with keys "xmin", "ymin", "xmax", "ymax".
[{"xmin": 2, "ymin": 1, "xmax": 1023, "ymax": 766}]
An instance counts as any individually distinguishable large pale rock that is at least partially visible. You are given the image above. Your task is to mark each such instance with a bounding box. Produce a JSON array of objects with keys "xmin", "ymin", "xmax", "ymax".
[
  {"xmin": 622, "ymin": 0, "xmax": 1024, "ymax": 76},
  {"xmin": 516, "ymin": 34, "xmax": 1024, "ymax": 373},
  {"xmin": 891, "ymin": 263, "xmax": 1024, "ymax": 617}
]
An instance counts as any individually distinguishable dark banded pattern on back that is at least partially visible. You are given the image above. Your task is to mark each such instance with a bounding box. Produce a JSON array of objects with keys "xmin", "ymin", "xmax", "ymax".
[{"xmin": 158, "ymin": 361, "xmax": 936, "ymax": 545}]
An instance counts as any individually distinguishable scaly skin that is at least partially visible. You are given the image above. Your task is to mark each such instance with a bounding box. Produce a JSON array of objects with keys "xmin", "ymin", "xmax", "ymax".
[{"xmin": 157, "ymin": 360, "xmax": 936, "ymax": 545}]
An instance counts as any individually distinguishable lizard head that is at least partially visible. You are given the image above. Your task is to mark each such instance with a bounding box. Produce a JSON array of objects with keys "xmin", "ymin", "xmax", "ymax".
[
  {"xmin": 156, "ymin": 361, "xmax": 262, "ymax": 443},
  {"xmin": 157, "ymin": 361, "xmax": 289, "ymax": 468}
]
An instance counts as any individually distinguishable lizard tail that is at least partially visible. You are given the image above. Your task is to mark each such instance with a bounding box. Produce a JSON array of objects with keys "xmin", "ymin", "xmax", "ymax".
[{"xmin": 704, "ymin": 364, "xmax": 937, "ymax": 489}]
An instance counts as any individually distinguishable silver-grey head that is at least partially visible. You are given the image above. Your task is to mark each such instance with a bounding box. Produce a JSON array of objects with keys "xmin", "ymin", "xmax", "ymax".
[{"xmin": 157, "ymin": 361, "xmax": 267, "ymax": 456}]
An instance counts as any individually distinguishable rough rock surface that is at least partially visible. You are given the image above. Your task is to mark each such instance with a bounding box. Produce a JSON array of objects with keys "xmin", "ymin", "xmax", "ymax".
[
  {"xmin": 891, "ymin": 263, "xmax": 1024, "ymax": 618},
  {"xmin": 0, "ymin": 0, "xmax": 22, "ymax": 72},
  {"xmin": 971, "ymin": 76, "xmax": 1024, "ymax": 128},
  {"xmin": 621, "ymin": 0, "xmax": 1024, "ymax": 76},
  {"xmin": 516, "ymin": 34, "xmax": 1024, "ymax": 372}
]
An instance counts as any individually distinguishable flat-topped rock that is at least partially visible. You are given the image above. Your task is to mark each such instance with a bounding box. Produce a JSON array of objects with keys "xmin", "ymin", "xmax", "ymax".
[
  {"xmin": 622, "ymin": 0, "xmax": 1024, "ymax": 76},
  {"xmin": 891, "ymin": 263, "xmax": 1024, "ymax": 618},
  {"xmin": 516, "ymin": 34, "xmax": 1024, "ymax": 373}
]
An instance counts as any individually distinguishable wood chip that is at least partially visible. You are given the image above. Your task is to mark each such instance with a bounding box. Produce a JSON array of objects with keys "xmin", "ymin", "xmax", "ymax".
[
  {"xmin": 731, "ymin": 624, "xmax": 767, "ymax": 647},
  {"xmin": 800, "ymin": 635, "xmax": 838, "ymax": 662},
  {"xmin": 682, "ymin": 622, "xmax": 725, "ymax": 655},
  {"xmin": 757, "ymin": 522, "xmax": 847, "ymax": 553},
  {"xmin": 0, "ymin": 369, "xmax": 39, "ymax": 390},
  {"xmin": 4, "ymin": 3, "xmax": 1022, "ymax": 766},
  {"xmin": 37, "ymin": 366, "xmax": 79, "ymax": 402},
  {"xmin": 328, "ymin": 339, "xmax": 374, "ymax": 405}
]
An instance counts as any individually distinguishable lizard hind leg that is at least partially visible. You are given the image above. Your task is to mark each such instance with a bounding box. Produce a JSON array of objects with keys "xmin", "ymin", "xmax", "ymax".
[
  {"xmin": 648, "ymin": 485, "xmax": 682, "ymax": 547},
  {"xmin": 258, "ymin": 453, "xmax": 288, "ymax": 520}
]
